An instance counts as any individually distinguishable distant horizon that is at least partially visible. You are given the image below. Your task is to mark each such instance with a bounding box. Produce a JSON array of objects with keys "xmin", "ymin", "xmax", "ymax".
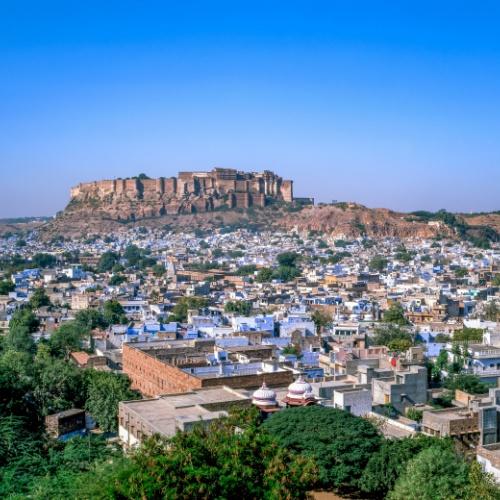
[{"xmin": 2, "ymin": 3, "xmax": 499, "ymax": 216}]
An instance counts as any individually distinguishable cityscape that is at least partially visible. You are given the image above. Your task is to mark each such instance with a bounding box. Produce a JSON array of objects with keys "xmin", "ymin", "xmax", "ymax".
[{"xmin": 1, "ymin": 3, "xmax": 500, "ymax": 500}]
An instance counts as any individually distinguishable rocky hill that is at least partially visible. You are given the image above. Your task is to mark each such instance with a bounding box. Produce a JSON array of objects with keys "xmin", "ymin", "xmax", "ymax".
[{"xmin": 22, "ymin": 169, "xmax": 498, "ymax": 243}]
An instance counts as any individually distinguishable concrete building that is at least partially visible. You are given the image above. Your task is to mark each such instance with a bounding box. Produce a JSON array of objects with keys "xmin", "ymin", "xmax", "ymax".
[
  {"xmin": 333, "ymin": 387, "xmax": 372, "ymax": 416},
  {"xmin": 119, "ymin": 386, "xmax": 251, "ymax": 447},
  {"xmin": 372, "ymin": 365, "xmax": 428, "ymax": 413}
]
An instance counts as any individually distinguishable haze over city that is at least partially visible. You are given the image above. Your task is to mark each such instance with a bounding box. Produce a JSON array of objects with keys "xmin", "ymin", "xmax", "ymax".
[{"xmin": 1, "ymin": 1, "xmax": 500, "ymax": 217}]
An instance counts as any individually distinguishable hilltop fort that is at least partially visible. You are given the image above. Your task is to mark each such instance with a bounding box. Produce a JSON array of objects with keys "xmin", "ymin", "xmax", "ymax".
[{"xmin": 69, "ymin": 168, "xmax": 293, "ymax": 220}]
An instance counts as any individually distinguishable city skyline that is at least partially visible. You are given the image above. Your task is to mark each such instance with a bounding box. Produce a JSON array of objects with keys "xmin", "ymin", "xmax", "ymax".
[{"xmin": 1, "ymin": 1, "xmax": 500, "ymax": 217}]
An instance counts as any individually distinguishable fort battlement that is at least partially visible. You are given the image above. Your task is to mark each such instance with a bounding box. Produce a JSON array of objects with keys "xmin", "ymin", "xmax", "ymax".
[{"xmin": 69, "ymin": 168, "xmax": 293, "ymax": 218}]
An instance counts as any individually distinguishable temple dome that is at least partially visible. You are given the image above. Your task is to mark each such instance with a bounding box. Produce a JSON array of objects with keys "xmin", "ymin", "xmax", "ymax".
[
  {"xmin": 252, "ymin": 382, "xmax": 277, "ymax": 407},
  {"xmin": 286, "ymin": 376, "xmax": 312, "ymax": 399}
]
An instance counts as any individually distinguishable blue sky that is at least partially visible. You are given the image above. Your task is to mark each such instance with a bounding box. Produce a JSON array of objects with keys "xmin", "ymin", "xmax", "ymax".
[{"xmin": 1, "ymin": 1, "xmax": 499, "ymax": 217}]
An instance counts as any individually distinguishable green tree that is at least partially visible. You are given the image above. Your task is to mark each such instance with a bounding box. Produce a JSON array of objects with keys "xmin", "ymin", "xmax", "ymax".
[
  {"xmin": 49, "ymin": 321, "xmax": 89, "ymax": 359},
  {"xmin": 168, "ymin": 297, "xmax": 208, "ymax": 323},
  {"xmin": 264, "ymin": 406, "xmax": 382, "ymax": 491},
  {"xmin": 483, "ymin": 301, "xmax": 499, "ymax": 322},
  {"xmin": 236, "ymin": 264, "xmax": 257, "ymax": 276},
  {"xmin": 444, "ymin": 373, "xmax": 491, "ymax": 395},
  {"xmin": 85, "ymin": 371, "xmax": 139, "ymax": 432},
  {"xmin": 32, "ymin": 357, "xmax": 86, "ymax": 417},
  {"xmin": 0, "ymin": 280, "xmax": 14, "ymax": 295},
  {"xmin": 0, "ymin": 349, "xmax": 35, "ymax": 418},
  {"xmin": 383, "ymin": 303, "xmax": 409, "ymax": 325},
  {"xmin": 256, "ymin": 267, "xmax": 274, "ymax": 283},
  {"xmin": 152, "ymin": 263, "xmax": 165, "ymax": 277},
  {"xmin": 369, "ymin": 255, "xmax": 388, "ymax": 272},
  {"xmin": 225, "ymin": 300, "xmax": 252, "ymax": 316},
  {"xmin": 109, "ymin": 274, "xmax": 126, "ymax": 286},
  {"xmin": 74, "ymin": 309, "xmax": 108, "ymax": 330},
  {"xmin": 311, "ymin": 309, "xmax": 331, "ymax": 335},
  {"xmin": 28, "ymin": 288, "xmax": 51, "ymax": 309},
  {"xmin": 388, "ymin": 446, "xmax": 470, "ymax": 500},
  {"xmin": 453, "ymin": 327, "xmax": 484, "ymax": 343},
  {"xmin": 372, "ymin": 325, "xmax": 413, "ymax": 351},
  {"xmin": 31, "ymin": 253, "xmax": 57, "ymax": 269},
  {"xmin": 103, "ymin": 300, "xmax": 128, "ymax": 325},
  {"xmin": 106, "ymin": 417, "xmax": 317, "ymax": 499},
  {"xmin": 124, "ymin": 245, "xmax": 142, "ymax": 267},
  {"xmin": 277, "ymin": 252, "xmax": 300, "ymax": 267},
  {"xmin": 467, "ymin": 460, "xmax": 500, "ymax": 500},
  {"xmin": 5, "ymin": 325, "xmax": 35, "ymax": 353},
  {"xmin": 273, "ymin": 265, "xmax": 300, "ymax": 282},
  {"xmin": 97, "ymin": 251, "xmax": 119, "ymax": 272},
  {"xmin": 9, "ymin": 308, "xmax": 39, "ymax": 333},
  {"xmin": 360, "ymin": 435, "xmax": 452, "ymax": 498}
]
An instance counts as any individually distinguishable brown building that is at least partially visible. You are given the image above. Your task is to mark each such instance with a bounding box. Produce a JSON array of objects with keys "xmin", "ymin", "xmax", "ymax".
[{"xmin": 123, "ymin": 340, "xmax": 294, "ymax": 397}]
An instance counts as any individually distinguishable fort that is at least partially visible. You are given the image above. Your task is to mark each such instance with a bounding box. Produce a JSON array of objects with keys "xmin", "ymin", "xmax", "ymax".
[{"xmin": 69, "ymin": 168, "xmax": 293, "ymax": 219}]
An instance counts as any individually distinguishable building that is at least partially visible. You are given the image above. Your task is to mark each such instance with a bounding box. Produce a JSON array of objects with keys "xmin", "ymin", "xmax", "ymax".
[
  {"xmin": 333, "ymin": 387, "xmax": 372, "ymax": 417},
  {"xmin": 123, "ymin": 340, "xmax": 293, "ymax": 397},
  {"xmin": 118, "ymin": 386, "xmax": 251, "ymax": 447},
  {"xmin": 372, "ymin": 365, "xmax": 428, "ymax": 414},
  {"xmin": 45, "ymin": 409, "xmax": 87, "ymax": 440}
]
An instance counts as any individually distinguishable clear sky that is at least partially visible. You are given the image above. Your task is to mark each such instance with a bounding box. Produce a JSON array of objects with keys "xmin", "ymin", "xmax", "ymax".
[{"xmin": 1, "ymin": 1, "xmax": 499, "ymax": 217}]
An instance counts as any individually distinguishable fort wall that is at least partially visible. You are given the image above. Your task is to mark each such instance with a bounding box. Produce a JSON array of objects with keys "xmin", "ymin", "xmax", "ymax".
[{"xmin": 69, "ymin": 168, "xmax": 294, "ymax": 215}]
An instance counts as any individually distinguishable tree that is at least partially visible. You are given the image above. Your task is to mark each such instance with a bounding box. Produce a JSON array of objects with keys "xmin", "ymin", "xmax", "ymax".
[
  {"xmin": 483, "ymin": 301, "xmax": 499, "ymax": 322},
  {"xmin": 124, "ymin": 245, "xmax": 142, "ymax": 267},
  {"xmin": 453, "ymin": 327, "xmax": 483, "ymax": 343},
  {"xmin": 225, "ymin": 300, "xmax": 252, "ymax": 316},
  {"xmin": 97, "ymin": 251, "xmax": 119, "ymax": 273},
  {"xmin": 467, "ymin": 460, "xmax": 500, "ymax": 500},
  {"xmin": 388, "ymin": 446, "xmax": 470, "ymax": 500},
  {"xmin": 273, "ymin": 265, "xmax": 300, "ymax": 282},
  {"xmin": 383, "ymin": 303, "xmax": 409, "ymax": 326},
  {"xmin": 9, "ymin": 308, "xmax": 39, "ymax": 333},
  {"xmin": 168, "ymin": 297, "xmax": 207, "ymax": 323},
  {"xmin": 0, "ymin": 280, "xmax": 14, "ymax": 295},
  {"xmin": 85, "ymin": 371, "xmax": 139, "ymax": 432},
  {"xmin": 32, "ymin": 357, "xmax": 86, "ymax": 417},
  {"xmin": 360, "ymin": 435, "xmax": 452, "ymax": 498},
  {"xmin": 28, "ymin": 288, "xmax": 51, "ymax": 309},
  {"xmin": 369, "ymin": 255, "xmax": 388, "ymax": 272},
  {"xmin": 372, "ymin": 325, "xmax": 413, "ymax": 352},
  {"xmin": 31, "ymin": 253, "xmax": 57, "ymax": 269},
  {"xmin": 256, "ymin": 267, "xmax": 274, "ymax": 283},
  {"xmin": 109, "ymin": 274, "xmax": 126, "ymax": 286},
  {"xmin": 263, "ymin": 406, "xmax": 382, "ymax": 491},
  {"xmin": 277, "ymin": 252, "xmax": 300, "ymax": 267},
  {"xmin": 74, "ymin": 309, "xmax": 108, "ymax": 330},
  {"xmin": 103, "ymin": 300, "xmax": 128, "ymax": 325},
  {"xmin": 5, "ymin": 325, "xmax": 35, "ymax": 353},
  {"xmin": 152, "ymin": 264, "xmax": 165, "ymax": 277},
  {"xmin": 236, "ymin": 264, "xmax": 257, "ymax": 276},
  {"xmin": 311, "ymin": 309, "xmax": 331, "ymax": 335},
  {"xmin": 49, "ymin": 322, "xmax": 89, "ymax": 359},
  {"xmin": 444, "ymin": 374, "xmax": 491, "ymax": 395},
  {"xmin": 106, "ymin": 416, "xmax": 317, "ymax": 499}
]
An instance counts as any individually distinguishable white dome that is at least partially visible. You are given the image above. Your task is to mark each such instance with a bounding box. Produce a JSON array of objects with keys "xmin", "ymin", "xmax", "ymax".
[
  {"xmin": 286, "ymin": 376, "xmax": 312, "ymax": 399},
  {"xmin": 252, "ymin": 382, "xmax": 277, "ymax": 407}
]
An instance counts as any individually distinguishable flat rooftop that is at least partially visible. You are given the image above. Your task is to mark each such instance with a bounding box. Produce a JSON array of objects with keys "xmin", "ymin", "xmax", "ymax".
[{"xmin": 120, "ymin": 386, "xmax": 251, "ymax": 436}]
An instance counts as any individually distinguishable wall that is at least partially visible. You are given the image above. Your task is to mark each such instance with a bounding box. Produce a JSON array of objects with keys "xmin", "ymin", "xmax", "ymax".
[{"xmin": 123, "ymin": 344, "xmax": 202, "ymax": 397}]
